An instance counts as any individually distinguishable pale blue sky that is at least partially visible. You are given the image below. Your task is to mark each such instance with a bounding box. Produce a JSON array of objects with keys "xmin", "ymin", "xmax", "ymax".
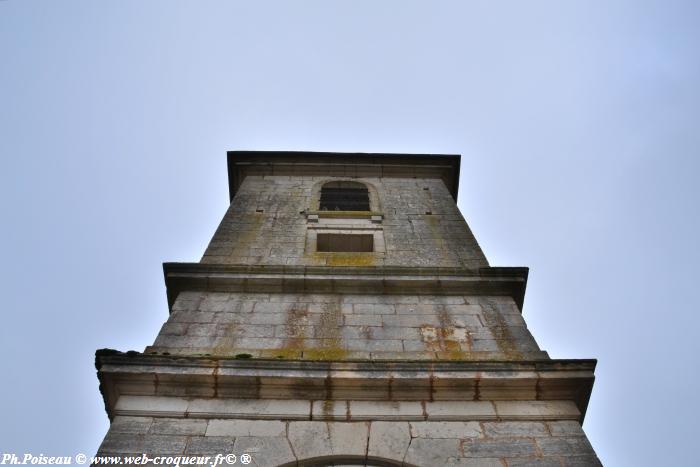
[{"xmin": 1, "ymin": 1, "xmax": 699, "ymax": 465}]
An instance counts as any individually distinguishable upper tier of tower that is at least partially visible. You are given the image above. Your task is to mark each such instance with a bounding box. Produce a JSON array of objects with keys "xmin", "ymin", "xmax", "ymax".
[{"xmin": 200, "ymin": 151, "xmax": 488, "ymax": 269}]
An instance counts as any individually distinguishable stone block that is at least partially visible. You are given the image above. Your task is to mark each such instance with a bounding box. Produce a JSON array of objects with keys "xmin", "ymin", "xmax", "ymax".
[
  {"xmin": 506, "ymin": 458, "xmax": 563, "ymax": 467},
  {"xmin": 482, "ymin": 421, "xmax": 548, "ymax": 438},
  {"xmin": 367, "ymin": 421, "xmax": 411, "ymax": 461},
  {"xmin": 110, "ymin": 416, "xmax": 153, "ymax": 434},
  {"xmin": 425, "ymin": 401, "xmax": 496, "ymax": 420},
  {"xmin": 115, "ymin": 396, "xmax": 189, "ymax": 417},
  {"xmin": 419, "ymin": 296, "xmax": 466, "ymax": 304},
  {"xmin": 404, "ymin": 438, "xmax": 462, "ymax": 466},
  {"xmin": 311, "ymin": 400, "xmax": 348, "ymax": 420},
  {"xmin": 98, "ymin": 433, "xmax": 145, "ymax": 454},
  {"xmin": 353, "ymin": 303, "xmax": 395, "ymax": 314},
  {"xmin": 185, "ymin": 436, "xmax": 235, "ymax": 454},
  {"xmin": 402, "ymin": 339, "xmax": 429, "ymax": 352},
  {"xmin": 410, "ymin": 421, "xmax": 481, "ymax": 439},
  {"xmin": 185, "ymin": 324, "xmax": 220, "ymax": 336},
  {"xmin": 345, "ymin": 339, "xmax": 403, "ymax": 352},
  {"xmin": 349, "ymin": 401, "xmax": 423, "ymax": 420},
  {"xmin": 344, "ymin": 314, "xmax": 383, "ymax": 326},
  {"xmin": 169, "ymin": 311, "xmax": 215, "ymax": 324},
  {"xmin": 327, "ymin": 422, "xmax": 370, "ymax": 456},
  {"xmin": 206, "ymin": 420, "xmax": 286, "ymax": 437},
  {"xmin": 395, "ymin": 304, "xmax": 438, "ymax": 314},
  {"xmin": 382, "ymin": 315, "xmax": 441, "ymax": 327},
  {"xmin": 537, "ymin": 437, "xmax": 596, "ymax": 456},
  {"xmin": 287, "ymin": 421, "xmax": 331, "ymax": 460},
  {"xmin": 366, "ymin": 326, "xmax": 421, "ymax": 340},
  {"xmin": 232, "ymin": 436, "xmax": 297, "ymax": 467},
  {"xmin": 142, "ymin": 435, "xmax": 189, "ymax": 455},
  {"xmin": 149, "ymin": 418, "xmax": 208, "ymax": 436},
  {"xmin": 248, "ymin": 313, "xmax": 290, "ymax": 325},
  {"xmin": 445, "ymin": 459, "xmax": 504, "ymax": 467},
  {"xmin": 188, "ymin": 399, "xmax": 310, "ymax": 420},
  {"xmin": 547, "ymin": 420, "xmax": 585, "ymax": 437},
  {"xmin": 561, "ymin": 455, "xmax": 603, "ymax": 466},
  {"xmin": 232, "ymin": 337, "xmax": 284, "ymax": 349},
  {"xmin": 288, "ymin": 421, "xmax": 369, "ymax": 459},
  {"xmin": 159, "ymin": 323, "xmax": 189, "ymax": 336},
  {"xmin": 494, "ymin": 401, "xmax": 580, "ymax": 420},
  {"xmin": 461, "ymin": 439, "xmax": 537, "ymax": 458}
]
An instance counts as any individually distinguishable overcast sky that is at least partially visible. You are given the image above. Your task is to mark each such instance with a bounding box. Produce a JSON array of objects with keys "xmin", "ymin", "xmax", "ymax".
[{"xmin": 2, "ymin": 1, "xmax": 699, "ymax": 465}]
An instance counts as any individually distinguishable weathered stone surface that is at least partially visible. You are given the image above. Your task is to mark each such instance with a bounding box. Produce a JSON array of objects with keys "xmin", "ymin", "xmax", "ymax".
[
  {"xmin": 445, "ymin": 458, "xmax": 504, "ymax": 467},
  {"xmin": 367, "ymin": 421, "xmax": 411, "ymax": 461},
  {"xmin": 350, "ymin": 401, "xmax": 423, "ymax": 420},
  {"xmin": 98, "ymin": 433, "xmax": 145, "ymax": 454},
  {"xmin": 202, "ymin": 175, "xmax": 487, "ymax": 269},
  {"xmin": 232, "ymin": 436, "xmax": 296, "ymax": 467},
  {"xmin": 115, "ymin": 395, "xmax": 189, "ymax": 416},
  {"xmin": 185, "ymin": 436, "xmax": 235, "ymax": 454},
  {"xmin": 404, "ymin": 438, "xmax": 462, "ymax": 466},
  {"xmin": 311, "ymin": 400, "xmax": 348, "ymax": 420},
  {"xmin": 482, "ymin": 421, "xmax": 548, "ymax": 438},
  {"xmin": 537, "ymin": 437, "xmax": 596, "ymax": 456},
  {"xmin": 547, "ymin": 420, "xmax": 586, "ymax": 436},
  {"xmin": 410, "ymin": 421, "xmax": 481, "ymax": 439},
  {"xmin": 561, "ymin": 455, "xmax": 603, "ymax": 466},
  {"xmin": 110, "ymin": 416, "xmax": 153, "ymax": 434},
  {"xmin": 286, "ymin": 421, "xmax": 332, "ymax": 460},
  {"xmin": 506, "ymin": 458, "xmax": 562, "ymax": 467},
  {"xmin": 148, "ymin": 290, "xmax": 544, "ymax": 360},
  {"xmin": 425, "ymin": 401, "xmax": 496, "ymax": 420},
  {"xmin": 206, "ymin": 420, "xmax": 286, "ymax": 437},
  {"xmin": 493, "ymin": 401, "xmax": 580, "ymax": 419},
  {"xmin": 327, "ymin": 422, "xmax": 370, "ymax": 457},
  {"xmin": 95, "ymin": 154, "xmax": 599, "ymax": 465},
  {"xmin": 188, "ymin": 399, "xmax": 310, "ymax": 419},
  {"xmin": 142, "ymin": 435, "xmax": 189, "ymax": 455},
  {"xmin": 461, "ymin": 439, "xmax": 537, "ymax": 457},
  {"xmin": 287, "ymin": 421, "xmax": 369, "ymax": 460},
  {"xmin": 149, "ymin": 418, "xmax": 207, "ymax": 436}
]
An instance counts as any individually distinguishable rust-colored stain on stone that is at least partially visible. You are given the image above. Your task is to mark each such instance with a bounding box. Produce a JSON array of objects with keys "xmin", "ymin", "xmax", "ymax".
[
  {"xmin": 416, "ymin": 306, "xmax": 471, "ymax": 360},
  {"xmin": 304, "ymin": 300, "xmax": 347, "ymax": 360},
  {"xmin": 211, "ymin": 323, "xmax": 238, "ymax": 357},
  {"xmin": 284, "ymin": 302, "xmax": 309, "ymax": 352}
]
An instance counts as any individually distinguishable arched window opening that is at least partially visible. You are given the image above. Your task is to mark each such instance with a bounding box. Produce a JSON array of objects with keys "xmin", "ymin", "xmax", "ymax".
[{"xmin": 319, "ymin": 181, "xmax": 370, "ymax": 211}]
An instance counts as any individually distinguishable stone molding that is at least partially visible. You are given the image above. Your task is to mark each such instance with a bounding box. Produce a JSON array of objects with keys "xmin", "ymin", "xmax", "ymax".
[
  {"xmin": 96, "ymin": 353, "xmax": 594, "ymax": 423},
  {"xmin": 226, "ymin": 151, "xmax": 462, "ymax": 201},
  {"xmin": 162, "ymin": 263, "xmax": 529, "ymax": 311},
  {"xmin": 111, "ymin": 395, "xmax": 581, "ymax": 422}
]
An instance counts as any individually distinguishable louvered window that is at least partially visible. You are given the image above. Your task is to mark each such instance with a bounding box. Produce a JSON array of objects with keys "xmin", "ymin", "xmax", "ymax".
[{"xmin": 319, "ymin": 181, "xmax": 370, "ymax": 211}]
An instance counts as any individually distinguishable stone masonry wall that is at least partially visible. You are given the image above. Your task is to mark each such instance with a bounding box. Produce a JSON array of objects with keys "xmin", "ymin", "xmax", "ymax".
[
  {"xmin": 97, "ymin": 161, "xmax": 601, "ymax": 465},
  {"xmin": 201, "ymin": 176, "xmax": 488, "ymax": 269},
  {"xmin": 98, "ymin": 414, "xmax": 601, "ymax": 466},
  {"xmin": 146, "ymin": 292, "xmax": 544, "ymax": 361}
]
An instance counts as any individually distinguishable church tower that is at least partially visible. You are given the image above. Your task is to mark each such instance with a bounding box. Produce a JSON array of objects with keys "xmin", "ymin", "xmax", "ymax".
[{"xmin": 95, "ymin": 151, "xmax": 601, "ymax": 466}]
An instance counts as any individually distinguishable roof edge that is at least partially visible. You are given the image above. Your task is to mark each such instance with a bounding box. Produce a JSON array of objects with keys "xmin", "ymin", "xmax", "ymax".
[{"xmin": 226, "ymin": 150, "xmax": 462, "ymax": 201}]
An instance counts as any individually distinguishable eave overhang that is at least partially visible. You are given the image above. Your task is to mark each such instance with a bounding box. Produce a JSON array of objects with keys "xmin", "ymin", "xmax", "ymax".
[
  {"xmin": 96, "ymin": 352, "xmax": 596, "ymax": 424},
  {"xmin": 162, "ymin": 263, "xmax": 529, "ymax": 312},
  {"xmin": 227, "ymin": 151, "xmax": 462, "ymax": 201}
]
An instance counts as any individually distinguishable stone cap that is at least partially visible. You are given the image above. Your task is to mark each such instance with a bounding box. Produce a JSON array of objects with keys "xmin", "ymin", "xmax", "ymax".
[{"xmin": 227, "ymin": 151, "xmax": 462, "ymax": 201}]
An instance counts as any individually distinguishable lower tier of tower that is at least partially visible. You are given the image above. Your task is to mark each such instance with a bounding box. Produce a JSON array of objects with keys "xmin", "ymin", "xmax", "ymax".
[{"xmin": 95, "ymin": 354, "xmax": 599, "ymax": 466}]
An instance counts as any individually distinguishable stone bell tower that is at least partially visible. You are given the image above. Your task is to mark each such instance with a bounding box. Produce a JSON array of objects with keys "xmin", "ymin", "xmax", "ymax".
[{"xmin": 95, "ymin": 151, "xmax": 601, "ymax": 466}]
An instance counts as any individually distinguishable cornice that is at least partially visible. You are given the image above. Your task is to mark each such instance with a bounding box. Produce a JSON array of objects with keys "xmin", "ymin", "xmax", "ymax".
[
  {"xmin": 162, "ymin": 263, "xmax": 529, "ymax": 311},
  {"xmin": 96, "ymin": 352, "xmax": 594, "ymax": 423},
  {"xmin": 227, "ymin": 151, "xmax": 462, "ymax": 201}
]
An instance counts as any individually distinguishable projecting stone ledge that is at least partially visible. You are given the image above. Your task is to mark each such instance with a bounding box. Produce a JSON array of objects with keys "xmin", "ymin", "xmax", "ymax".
[
  {"xmin": 162, "ymin": 263, "xmax": 530, "ymax": 310},
  {"xmin": 95, "ymin": 351, "xmax": 595, "ymax": 423}
]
